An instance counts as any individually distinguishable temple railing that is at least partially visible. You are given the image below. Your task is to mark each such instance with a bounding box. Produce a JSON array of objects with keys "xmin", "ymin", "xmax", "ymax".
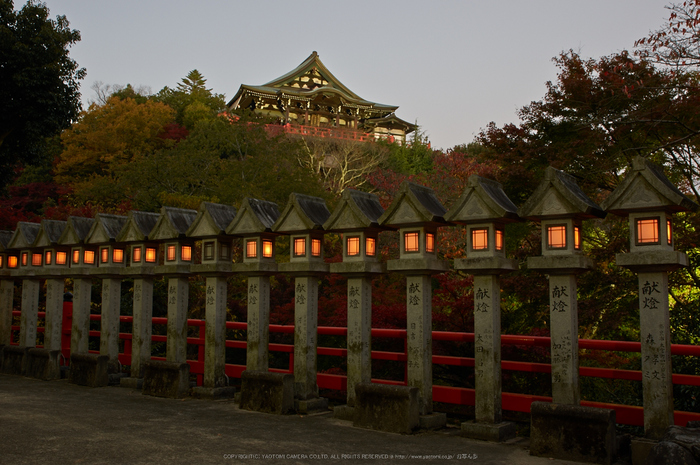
[
  {"xmin": 11, "ymin": 307, "xmax": 700, "ymax": 427},
  {"xmin": 264, "ymin": 123, "xmax": 376, "ymax": 142}
]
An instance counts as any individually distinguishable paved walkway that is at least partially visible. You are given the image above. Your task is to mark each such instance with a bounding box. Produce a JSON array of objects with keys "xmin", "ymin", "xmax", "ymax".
[{"xmin": 0, "ymin": 374, "xmax": 584, "ymax": 465}]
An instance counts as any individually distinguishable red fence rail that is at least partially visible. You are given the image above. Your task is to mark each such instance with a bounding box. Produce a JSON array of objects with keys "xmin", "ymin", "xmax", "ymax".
[
  {"xmin": 10, "ymin": 308, "xmax": 700, "ymax": 427},
  {"xmin": 264, "ymin": 123, "xmax": 375, "ymax": 142}
]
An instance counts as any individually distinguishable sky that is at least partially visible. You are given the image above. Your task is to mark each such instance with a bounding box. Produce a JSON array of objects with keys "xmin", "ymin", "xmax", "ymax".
[{"xmin": 39, "ymin": 0, "xmax": 671, "ymax": 151}]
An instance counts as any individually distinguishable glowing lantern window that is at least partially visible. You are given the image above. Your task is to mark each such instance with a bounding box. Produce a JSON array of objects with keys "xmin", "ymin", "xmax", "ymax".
[
  {"xmin": 132, "ymin": 246, "xmax": 142, "ymax": 263},
  {"xmin": 101, "ymin": 248, "xmax": 109, "ymax": 263},
  {"xmin": 72, "ymin": 250, "xmax": 80, "ymax": 264},
  {"xmin": 293, "ymin": 238, "xmax": 306, "ymax": 257},
  {"xmin": 21, "ymin": 252, "xmax": 27, "ymax": 266},
  {"xmin": 84, "ymin": 250, "xmax": 95, "ymax": 265},
  {"xmin": 45, "ymin": 251, "xmax": 52, "ymax": 265},
  {"xmin": 404, "ymin": 232, "xmax": 419, "ymax": 252},
  {"xmin": 426, "ymin": 233, "xmax": 435, "ymax": 253},
  {"xmin": 496, "ymin": 229, "xmax": 504, "ymax": 251},
  {"xmin": 113, "ymin": 248, "xmax": 124, "ymax": 263},
  {"xmin": 347, "ymin": 237, "xmax": 360, "ymax": 256},
  {"xmin": 181, "ymin": 245, "xmax": 192, "ymax": 261},
  {"xmin": 262, "ymin": 240, "xmax": 273, "ymax": 258},
  {"xmin": 145, "ymin": 248, "xmax": 156, "ymax": 263},
  {"xmin": 56, "ymin": 251, "xmax": 67, "ymax": 266},
  {"xmin": 204, "ymin": 241, "xmax": 215, "ymax": 260},
  {"xmin": 220, "ymin": 243, "xmax": 230, "ymax": 260},
  {"xmin": 574, "ymin": 226, "xmax": 582, "ymax": 250},
  {"xmin": 636, "ymin": 218, "xmax": 659, "ymax": 244},
  {"xmin": 8, "ymin": 256, "xmax": 18, "ymax": 268},
  {"xmin": 471, "ymin": 228, "xmax": 489, "ymax": 250},
  {"xmin": 246, "ymin": 240, "xmax": 257, "ymax": 258},
  {"xmin": 32, "ymin": 253, "xmax": 42, "ymax": 266},
  {"xmin": 547, "ymin": 225, "xmax": 567, "ymax": 249},
  {"xmin": 366, "ymin": 237, "xmax": 376, "ymax": 257},
  {"xmin": 311, "ymin": 238, "xmax": 322, "ymax": 257},
  {"xmin": 0, "ymin": 256, "xmax": 3, "ymax": 268},
  {"xmin": 667, "ymin": 219, "xmax": 672, "ymax": 245},
  {"xmin": 166, "ymin": 245, "xmax": 176, "ymax": 261}
]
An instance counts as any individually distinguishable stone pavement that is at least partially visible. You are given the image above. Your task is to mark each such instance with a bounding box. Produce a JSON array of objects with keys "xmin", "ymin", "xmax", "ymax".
[{"xmin": 0, "ymin": 374, "xmax": 583, "ymax": 465}]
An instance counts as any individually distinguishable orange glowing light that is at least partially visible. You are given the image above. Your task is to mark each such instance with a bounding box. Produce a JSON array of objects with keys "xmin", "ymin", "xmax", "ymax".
[
  {"xmin": 181, "ymin": 245, "xmax": 192, "ymax": 261},
  {"xmin": 496, "ymin": 229, "xmax": 504, "ymax": 251},
  {"xmin": 667, "ymin": 219, "xmax": 672, "ymax": 245},
  {"xmin": 45, "ymin": 251, "xmax": 52, "ymax": 265},
  {"xmin": 347, "ymin": 237, "xmax": 360, "ymax": 256},
  {"xmin": 574, "ymin": 226, "xmax": 582, "ymax": 250},
  {"xmin": 113, "ymin": 248, "xmax": 124, "ymax": 263},
  {"xmin": 262, "ymin": 240, "xmax": 273, "ymax": 258},
  {"xmin": 404, "ymin": 232, "xmax": 419, "ymax": 252},
  {"xmin": 145, "ymin": 248, "xmax": 156, "ymax": 263},
  {"xmin": 471, "ymin": 228, "xmax": 488, "ymax": 250},
  {"xmin": 21, "ymin": 252, "xmax": 27, "ymax": 266},
  {"xmin": 73, "ymin": 249, "xmax": 80, "ymax": 264},
  {"xmin": 294, "ymin": 238, "xmax": 306, "ymax": 257},
  {"xmin": 311, "ymin": 238, "xmax": 321, "ymax": 257},
  {"xmin": 166, "ymin": 245, "xmax": 176, "ymax": 261},
  {"xmin": 132, "ymin": 246, "xmax": 142, "ymax": 263},
  {"xmin": 547, "ymin": 225, "xmax": 567, "ymax": 249},
  {"xmin": 101, "ymin": 248, "xmax": 109, "ymax": 263},
  {"xmin": 246, "ymin": 240, "xmax": 257, "ymax": 258},
  {"xmin": 366, "ymin": 237, "xmax": 376, "ymax": 257},
  {"xmin": 426, "ymin": 233, "xmax": 435, "ymax": 253},
  {"xmin": 636, "ymin": 218, "xmax": 659, "ymax": 244},
  {"xmin": 8, "ymin": 256, "xmax": 18, "ymax": 268},
  {"xmin": 56, "ymin": 251, "xmax": 67, "ymax": 265},
  {"xmin": 83, "ymin": 250, "xmax": 95, "ymax": 265}
]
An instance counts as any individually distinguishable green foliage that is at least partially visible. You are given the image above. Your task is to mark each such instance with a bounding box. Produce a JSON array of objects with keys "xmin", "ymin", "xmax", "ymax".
[
  {"xmin": 0, "ymin": 0, "xmax": 84, "ymax": 192},
  {"xmin": 152, "ymin": 70, "xmax": 226, "ymax": 130},
  {"xmin": 382, "ymin": 124, "xmax": 434, "ymax": 175}
]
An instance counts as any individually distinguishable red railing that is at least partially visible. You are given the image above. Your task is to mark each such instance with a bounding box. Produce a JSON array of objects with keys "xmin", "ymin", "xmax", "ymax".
[
  {"xmin": 264, "ymin": 123, "xmax": 375, "ymax": 142},
  {"xmin": 10, "ymin": 308, "xmax": 700, "ymax": 427}
]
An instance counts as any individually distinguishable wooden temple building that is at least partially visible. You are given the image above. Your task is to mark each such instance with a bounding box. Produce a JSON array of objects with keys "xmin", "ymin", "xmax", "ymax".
[{"xmin": 227, "ymin": 52, "xmax": 416, "ymax": 144}]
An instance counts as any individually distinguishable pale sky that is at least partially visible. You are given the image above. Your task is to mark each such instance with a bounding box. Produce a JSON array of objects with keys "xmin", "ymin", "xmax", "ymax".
[{"xmin": 39, "ymin": 0, "xmax": 670, "ymax": 150}]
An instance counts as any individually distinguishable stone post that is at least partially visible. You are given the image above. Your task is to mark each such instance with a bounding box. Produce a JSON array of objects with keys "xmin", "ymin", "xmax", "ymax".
[
  {"xmin": 166, "ymin": 276, "xmax": 189, "ymax": 363},
  {"xmin": 638, "ymin": 272, "xmax": 673, "ymax": 439},
  {"xmin": 293, "ymin": 275, "xmax": 319, "ymax": 401},
  {"xmin": 203, "ymin": 275, "xmax": 227, "ymax": 388},
  {"xmin": 0, "ymin": 280, "xmax": 14, "ymax": 346},
  {"xmin": 19, "ymin": 279, "xmax": 40, "ymax": 347},
  {"xmin": 44, "ymin": 278, "xmax": 64, "ymax": 351},
  {"xmin": 548, "ymin": 274, "xmax": 580, "ymax": 405},
  {"xmin": 346, "ymin": 276, "xmax": 372, "ymax": 406},
  {"xmin": 406, "ymin": 274, "xmax": 433, "ymax": 415},
  {"xmin": 71, "ymin": 277, "xmax": 92, "ymax": 355},
  {"xmin": 246, "ymin": 275, "xmax": 270, "ymax": 371},
  {"xmin": 131, "ymin": 277, "xmax": 153, "ymax": 378},
  {"xmin": 100, "ymin": 277, "xmax": 122, "ymax": 369}
]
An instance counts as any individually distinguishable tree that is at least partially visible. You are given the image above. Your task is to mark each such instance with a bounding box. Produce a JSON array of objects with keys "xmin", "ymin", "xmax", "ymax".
[
  {"xmin": 152, "ymin": 70, "xmax": 226, "ymax": 129},
  {"xmin": 0, "ymin": 0, "xmax": 84, "ymax": 191}
]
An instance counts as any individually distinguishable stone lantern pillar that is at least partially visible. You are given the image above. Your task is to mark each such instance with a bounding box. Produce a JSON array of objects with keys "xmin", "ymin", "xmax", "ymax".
[
  {"xmin": 601, "ymin": 156, "xmax": 699, "ymax": 441},
  {"xmin": 33, "ymin": 220, "xmax": 69, "ymax": 353},
  {"xmin": 187, "ymin": 202, "xmax": 237, "ymax": 397},
  {"xmin": 227, "ymin": 197, "xmax": 281, "ymax": 373},
  {"xmin": 0, "ymin": 231, "xmax": 15, "ymax": 350},
  {"xmin": 378, "ymin": 181, "xmax": 451, "ymax": 423},
  {"xmin": 8, "ymin": 222, "xmax": 42, "ymax": 348},
  {"xmin": 520, "ymin": 167, "xmax": 606, "ymax": 405},
  {"xmin": 58, "ymin": 216, "xmax": 97, "ymax": 356},
  {"xmin": 85, "ymin": 213, "xmax": 128, "ymax": 372},
  {"xmin": 117, "ymin": 211, "xmax": 160, "ymax": 386},
  {"xmin": 272, "ymin": 193, "xmax": 331, "ymax": 413},
  {"xmin": 445, "ymin": 175, "xmax": 520, "ymax": 442},
  {"xmin": 151, "ymin": 207, "xmax": 198, "ymax": 364},
  {"xmin": 323, "ymin": 189, "xmax": 390, "ymax": 419}
]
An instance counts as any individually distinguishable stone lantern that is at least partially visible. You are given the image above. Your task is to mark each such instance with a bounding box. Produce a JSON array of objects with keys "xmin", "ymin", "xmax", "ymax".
[
  {"xmin": 323, "ymin": 189, "xmax": 390, "ymax": 418},
  {"xmin": 33, "ymin": 220, "xmax": 69, "ymax": 355},
  {"xmin": 7, "ymin": 222, "xmax": 41, "ymax": 349},
  {"xmin": 601, "ymin": 156, "xmax": 699, "ymax": 441},
  {"xmin": 187, "ymin": 202, "xmax": 237, "ymax": 396},
  {"xmin": 0, "ymin": 231, "xmax": 15, "ymax": 351},
  {"xmin": 150, "ymin": 206, "xmax": 198, "ymax": 365},
  {"xmin": 519, "ymin": 167, "xmax": 606, "ymax": 405},
  {"xmin": 117, "ymin": 210, "xmax": 160, "ymax": 384},
  {"xmin": 445, "ymin": 175, "xmax": 520, "ymax": 441},
  {"xmin": 85, "ymin": 213, "xmax": 128, "ymax": 372},
  {"xmin": 227, "ymin": 197, "xmax": 281, "ymax": 373},
  {"xmin": 57, "ymin": 216, "xmax": 96, "ymax": 356},
  {"xmin": 272, "ymin": 193, "xmax": 331, "ymax": 413},
  {"xmin": 378, "ymin": 181, "xmax": 451, "ymax": 422}
]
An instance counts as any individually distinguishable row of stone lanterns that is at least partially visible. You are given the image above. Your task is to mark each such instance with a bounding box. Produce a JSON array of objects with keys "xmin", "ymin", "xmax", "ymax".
[{"xmin": 0, "ymin": 156, "xmax": 696, "ymax": 445}]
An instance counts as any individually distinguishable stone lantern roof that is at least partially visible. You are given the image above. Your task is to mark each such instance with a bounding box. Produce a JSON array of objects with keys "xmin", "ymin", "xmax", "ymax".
[
  {"xmin": 116, "ymin": 211, "xmax": 161, "ymax": 243},
  {"xmin": 85, "ymin": 213, "xmax": 128, "ymax": 245},
  {"xmin": 34, "ymin": 220, "xmax": 67, "ymax": 247},
  {"xmin": 149, "ymin": 206, "xmax": 198, "ymax": 241},
  {"xmin": 272, "ymin": 193, "xmax": 331, "ymax": 234},
  {"xmin": 324, "ymin": 189, "xmax": 388, "ymax": 232},
  {"xmin": 445, "ymin": 175, "xmax": 520, "ymax": 224},
  {"xmin": 378, "ymin": 181, "xmax": 450, "ymax": 228},
  {"xmin": 57, "ymin": 216, "xmax": 95, "ymax": 245},
  {"xmin": 186, "ymin": 202, "xmax": 237, "ymax": 239},
  {"xmin": 601, "ymin": 156, "xmax": 699, "ymax": 215},
  {"xmin": 519, "ymin": 167, "xmax": 606, "ymax": 221},
  {"xmin": 7, "ymin": 222, "xmax": 41, "ymax": 250},
  {"xmin": 0, "ymin": 230, "xmax": 12, "ymax": 251},
  {"xmin": 226, "ymin": 198, "xmax": 280, "ymax": 236}
]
